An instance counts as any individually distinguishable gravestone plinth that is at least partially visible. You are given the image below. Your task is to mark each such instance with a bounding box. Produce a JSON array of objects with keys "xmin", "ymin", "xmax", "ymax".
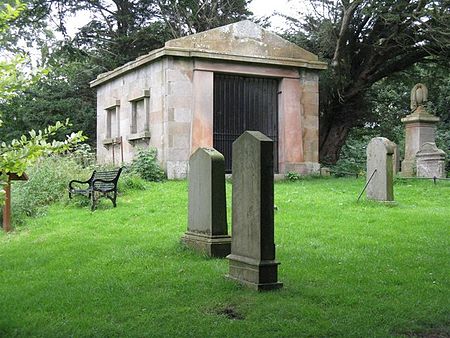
[
  {"xmin": 416, "ymin": 143, "xmax": 446, "ymax": 178},
  {"xmin": 226, "ymin": 131, "xmax": 282, "ymax": 291},
  {"xmin": 181, "ymin": 147, "xmax": 231, "ymax": 257},
  {"xmin": 366, "ymin": 137, "xmax": 395, "ymax": 202},
  {"xmin": 401, "ymin": 83, "xmax": 440, "ymax": 176}
]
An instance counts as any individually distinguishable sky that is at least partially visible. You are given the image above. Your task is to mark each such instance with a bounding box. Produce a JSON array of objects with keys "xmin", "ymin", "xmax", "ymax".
[{"xmin": 248, "ymin": 0, "xmax": 305, "ymax": 31}]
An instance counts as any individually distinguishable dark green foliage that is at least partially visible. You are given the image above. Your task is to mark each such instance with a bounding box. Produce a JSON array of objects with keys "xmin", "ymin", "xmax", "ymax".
[
  {"xmin": 285, "ymin": 171, "xmax": 301, "ymax": 181},
  {"xmin": 284, "ymin": 0, "xmax": 450, "ymax": 163},
  {"xmin": 157, "ymin": 0, "xmax": 252, "ymax": 38},
  {"xmin": 334, "ymin": 63, "xmax": 450, "ymax": 174},
  {"xmin": 332, "ymin": 130, "xmax": 372, "ymax": 175},
  {"xmin": 0, "ymin": 46, "xmax": 98, "ymax": 145},
  {"xmin": 129, "ymin": 148, "xmax": 165, "ymax": 182}
]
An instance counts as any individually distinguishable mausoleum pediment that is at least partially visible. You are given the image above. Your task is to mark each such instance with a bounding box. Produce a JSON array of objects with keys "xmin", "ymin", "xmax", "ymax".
[{"xmin": 165, "ymin": 20, "xmax": 318, "ymax": 62}]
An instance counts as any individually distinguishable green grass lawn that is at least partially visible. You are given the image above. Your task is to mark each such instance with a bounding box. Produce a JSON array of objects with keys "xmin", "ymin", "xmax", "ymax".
[{"xmin": 0, "ymin": 178, "xmax": 449, "ymax": 337}]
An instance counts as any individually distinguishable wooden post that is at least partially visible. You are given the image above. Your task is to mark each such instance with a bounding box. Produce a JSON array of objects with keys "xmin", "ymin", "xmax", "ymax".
[
  {"xmin": 2, "ymin": 179, "xmax": 11, "ymax": 232},
  {"xmin": 2, "ymin": 172, "xmax": 28, "ymax": 232}
]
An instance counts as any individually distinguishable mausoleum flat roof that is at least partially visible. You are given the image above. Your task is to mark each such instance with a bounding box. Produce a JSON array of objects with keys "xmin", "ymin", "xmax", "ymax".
[{"xmin": 90, "ymin": 20, "xmax": 327, "ymax": 88}]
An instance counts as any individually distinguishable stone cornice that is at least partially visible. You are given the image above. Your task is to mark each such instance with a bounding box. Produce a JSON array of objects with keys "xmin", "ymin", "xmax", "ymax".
[
  {"xmin": 401, "ymin": 108, "xmax": 440, "ymax": 124},
  {"xmin": 90, "ymin": 47, "xmax": 327, "ymax": 88}
]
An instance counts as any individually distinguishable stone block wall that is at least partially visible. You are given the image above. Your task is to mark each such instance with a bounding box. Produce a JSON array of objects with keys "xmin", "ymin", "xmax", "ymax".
[
  {"xmin": 96, "ymin": 60, "xmax": 165, "ymax": 166},
  {"xmin": 299, "ymin": 70, "xmax": 320, "ymax": 173},
  {"xmin": 96, "ymin": 57, "xmax": 195, "ymax": 179},
  {"xmin": 164, "ymin": 57, "xmax": 194, "ymax": 179}
]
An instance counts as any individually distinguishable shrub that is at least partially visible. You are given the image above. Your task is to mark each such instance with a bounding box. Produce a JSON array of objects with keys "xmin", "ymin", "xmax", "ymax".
[
  {"xmin": 118, "ymin": 173, "xmax": 147, "ymax": 193},
  {"xmin": 1, "ymin": 155, "xmax": 91, "ymax": 225},
  {"xmin": 129, "ymin": 148, "xmax": 165, "ymax": 182},
  {"xmin": 68, "ymin": 143, "xmax": 96, "ymax": 169},
  {"xmin": 285, "ymin": 172, "xmax": 301, "ymax": 181},
  {"xmin": 331, "ymin": 130, "xmax": 371, "ymax": 176}
]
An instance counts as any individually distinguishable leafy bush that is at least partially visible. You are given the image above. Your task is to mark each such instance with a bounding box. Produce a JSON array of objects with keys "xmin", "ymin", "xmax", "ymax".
[
  {"xmin": 0, "ymin": 155, "xmax": 91, "ymax": 225},
  {"xmin": 331, "ymin": 130, "xmax": 372, "ymax": 176},
  {"xmin": 285, "ymin": 172, "xmax": 301, "ymax": 181},
  {"xmin": 118, "ymin": 173, "xmax": 147, "ymax": 193},
  {"xmin": 284, "ymin": 172, "xmax": 322, "ymax": 181},
  {"xmin": 68, "ymin": 143, "xmax": 96, "ymax": 169},
  {"xmin": 129, "ymin": 148, "xmax": 165, "ymax": 182}
]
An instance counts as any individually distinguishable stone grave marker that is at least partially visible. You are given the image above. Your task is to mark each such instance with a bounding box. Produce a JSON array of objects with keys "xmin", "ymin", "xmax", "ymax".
[
  {"xmin": 416, "ymin": 142, "xmax": 446, "ymax": 178},
  {"xmin": 366, "ymin": 137, "xmax": 395, "ymax": 202},
  {"xmin": 181, "ymin": 147, "xmax": 231, "ymax": 257},
  {"xmin": 401, "ymin": 83, "xmax": 440, "ymax": 176},
  {"xmin": 226, "ymin": 131, "xmax": 282, "ymax": 291}
]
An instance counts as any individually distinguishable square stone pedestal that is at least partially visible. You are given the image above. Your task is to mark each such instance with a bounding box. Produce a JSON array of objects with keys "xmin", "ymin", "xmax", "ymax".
[
  {"xmin": 182, "ymin": 232, "xmax": 231, "ymax": 258},
  {"xmin": 227, "ymin": 254, "xmax": 283, "ymax": 291},
  {"xmin": 401, "ymin": 110, "xmax": 440, "ymax": 177}
]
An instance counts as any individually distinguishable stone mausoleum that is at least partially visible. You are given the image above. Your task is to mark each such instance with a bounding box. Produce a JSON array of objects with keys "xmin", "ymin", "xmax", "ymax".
[{"xmin": 91, "ymin": 20, "xmax": 327, "ymax": 179}]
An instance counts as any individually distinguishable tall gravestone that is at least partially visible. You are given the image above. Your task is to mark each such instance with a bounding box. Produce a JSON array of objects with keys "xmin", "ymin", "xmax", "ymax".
[
  {"xmin": 366, "ymin": 137, "xmax": 395, "ymax": 202},
  {"xmin": 416, "ymin": 143, "xmax": 447, "ymax": 178},
  {"xmin": 401, "ymin": 83, "xmax": 440, "ymax": 176},
  {"xmin": 181, "ymin": 147, "xmax": 231, "ymax": 257},
  {"xmin": 226, "ymin": 131, "xmax": 282, "ymax": 291}
]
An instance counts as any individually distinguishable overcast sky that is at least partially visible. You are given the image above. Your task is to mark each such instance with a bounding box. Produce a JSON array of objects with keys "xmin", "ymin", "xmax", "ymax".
[{"xmin": 248, "ymin": 0, "xmax": 304, "ymax": 31}]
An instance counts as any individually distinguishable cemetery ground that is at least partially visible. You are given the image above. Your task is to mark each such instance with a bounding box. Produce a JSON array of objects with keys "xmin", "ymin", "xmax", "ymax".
[{"xmin": 0, "ymin": 178, "xmax": 449, "ymax": 337}]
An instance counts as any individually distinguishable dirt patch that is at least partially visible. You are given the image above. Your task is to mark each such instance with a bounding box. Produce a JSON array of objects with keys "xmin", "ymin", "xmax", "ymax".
[{"xmin": 216, "ymin": 306, "xmax": 245, "ymax": 320}]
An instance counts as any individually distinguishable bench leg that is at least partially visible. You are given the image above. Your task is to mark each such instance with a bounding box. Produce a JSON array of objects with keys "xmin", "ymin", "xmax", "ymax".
[
  {"xmin": 112, "ymin": 192, "xmax": 117, "ymax": 208},
  {"xmin": 91, "ymin": 192, "xmax": 96, "ymax": 211}
]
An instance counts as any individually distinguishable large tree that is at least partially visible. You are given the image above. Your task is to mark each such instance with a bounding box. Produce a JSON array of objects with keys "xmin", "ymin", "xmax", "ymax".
[
  {"xmin": 156, "ymin": 0, "xmax": 252, "ymax": 38},
  {"xmin": 285, "ymin": 0, "xmax": 450, "ymax": 164}
]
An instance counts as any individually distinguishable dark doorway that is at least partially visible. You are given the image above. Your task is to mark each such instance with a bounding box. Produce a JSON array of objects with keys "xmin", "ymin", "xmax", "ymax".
[{"xmin": 213, "ymin": 74, "xmax": 279, "ymax": 173}]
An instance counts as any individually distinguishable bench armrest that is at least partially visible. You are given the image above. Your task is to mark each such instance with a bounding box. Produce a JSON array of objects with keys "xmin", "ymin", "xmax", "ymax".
[
  {"xmin": 68, "ymin": 171, "xmax": 96, "ymax": 190},
  {"xmin": 69, "ymin": 179, "xmax": 91, "ymax": 190}
]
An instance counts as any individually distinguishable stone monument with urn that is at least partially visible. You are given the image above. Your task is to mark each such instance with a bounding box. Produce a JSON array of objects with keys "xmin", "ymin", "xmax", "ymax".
[{"xmin": 401, "ymin": 83, "xmax": 440, "ymax": 177}]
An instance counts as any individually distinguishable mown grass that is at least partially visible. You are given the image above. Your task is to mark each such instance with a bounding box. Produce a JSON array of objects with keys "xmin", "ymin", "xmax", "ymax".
[{"xmin": 0, "ymin": 178, "xmax": 449, "ymax": 337}]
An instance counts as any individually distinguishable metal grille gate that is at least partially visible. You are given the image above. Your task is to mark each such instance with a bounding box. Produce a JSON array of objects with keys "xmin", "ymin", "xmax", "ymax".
[{"xmin": 213, "ymin": 74, "xmax": 279, "ymax": 173}]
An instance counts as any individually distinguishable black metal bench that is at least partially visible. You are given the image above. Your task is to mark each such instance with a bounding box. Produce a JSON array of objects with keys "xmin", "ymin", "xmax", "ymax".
[{"xmin": 69, "ymin": 168, "xmax": 122, "ymax": 210}]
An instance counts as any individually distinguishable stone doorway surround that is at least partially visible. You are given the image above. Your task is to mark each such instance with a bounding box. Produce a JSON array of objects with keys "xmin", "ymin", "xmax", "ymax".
[{"xmin": 191, "ymin": 59, "xmax": 320, "ymax": 174}]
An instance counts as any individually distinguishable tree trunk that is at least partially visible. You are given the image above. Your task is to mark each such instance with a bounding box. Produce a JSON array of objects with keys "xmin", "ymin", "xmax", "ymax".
[{"xmin": 319, "ymin": 108, "xmax": 354, "ymax": 164}]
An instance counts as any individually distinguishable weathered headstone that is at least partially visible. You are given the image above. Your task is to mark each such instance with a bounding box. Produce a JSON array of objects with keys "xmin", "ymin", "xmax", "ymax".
[
  {"xmin": 366, "ymin": 137, "xmax": 395, "ymax": 202},
  {"xmin": 401, "ymin": 83, "xmax": 440, "ymax": 176},
  {"xmin": 181, "ymin": 147, "xmax": 231, "ymax": 257},
  {"xmin": 226, "ymin": 131, "xmax": 282, "ymax": 291},
  {"xmin": 416, "ymin": 143, "xmax": 446, "ymax": 178}
]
